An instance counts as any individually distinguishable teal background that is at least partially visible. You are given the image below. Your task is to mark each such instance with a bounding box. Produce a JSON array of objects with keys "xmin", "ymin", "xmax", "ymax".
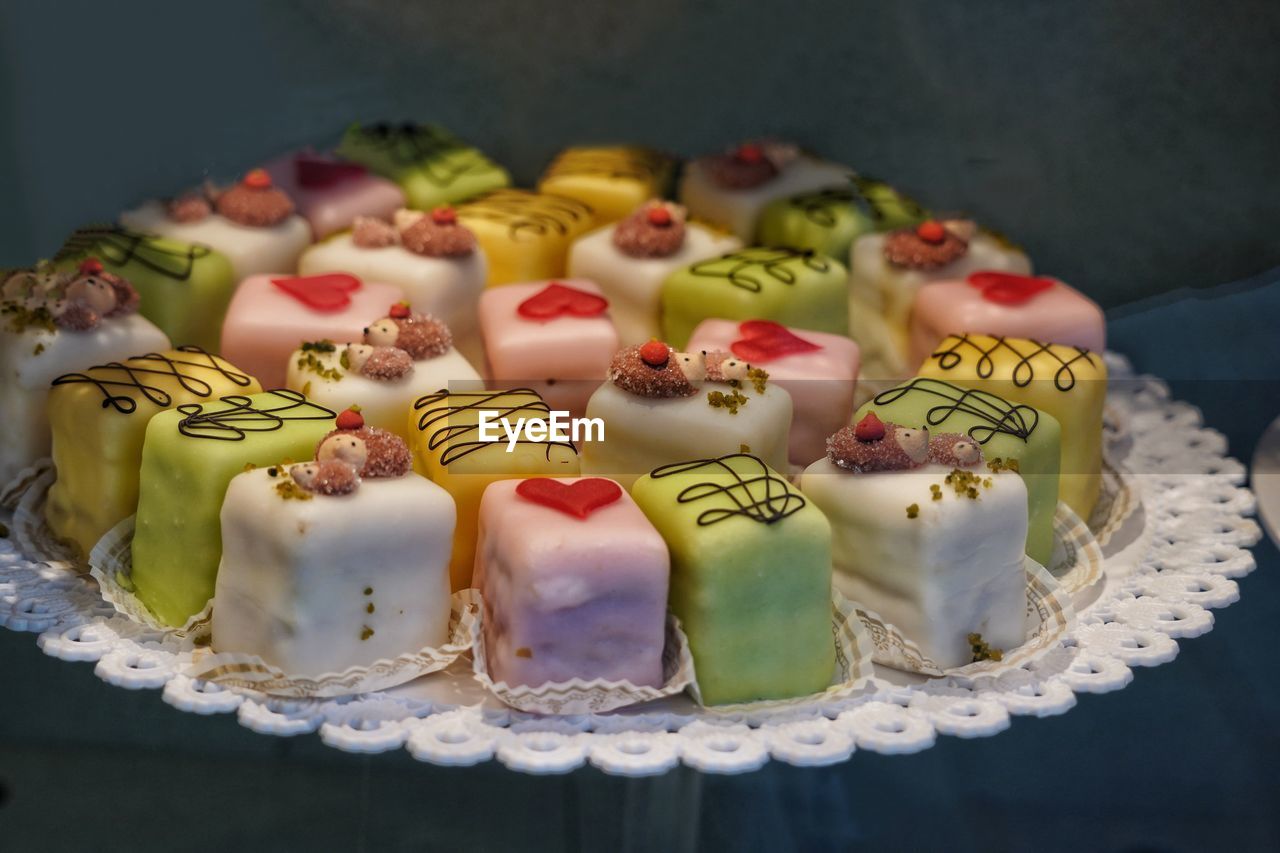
[
  {"xmin": 2, "ymin": 1, "xmax": 1279, "ymax": 308},
  {"xmin": 2, "ymin": 2, "xmax": 1279, "ymax": 851}
]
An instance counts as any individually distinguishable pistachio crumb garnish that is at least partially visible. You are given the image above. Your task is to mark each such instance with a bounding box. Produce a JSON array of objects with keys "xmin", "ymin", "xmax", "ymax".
[
  {"xmin": 708, "ymin": 388, "xmax": 748, "ymax": 414},
  {"xmin": 274, "ymin": 479, "xmax": 313, "ymax": 501},
  {"xmin": 968, "ymin": 632, "xmax": 1004, "ymax": 662},
  {"xmin": 747, "ymin": 366, "xmax": 769, "ymax": 394},
  {"xmin": 360, "ymin": 626, "xmax": 375, "ymax": 641},
  {"xmin": 906, "ymin": 503, "xmax": 919, "ymax": 519}
]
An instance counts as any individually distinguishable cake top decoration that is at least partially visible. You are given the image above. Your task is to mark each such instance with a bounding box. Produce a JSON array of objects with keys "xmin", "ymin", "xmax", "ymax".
[
  {"xmin": 56, "ymin": 226, "xmax": 215, "ymax": 282},
  {"xmin": 166, "ymin": 192, "xmax": 212, "ymax": 223},
  {"xmin": 343, "ymin": 343, "xmax": 414, "ymax": 381},
  {"xmin": 412, "ymin": 389, "xmax": 578, "ymax": 464},
  {"xmin": 50, "ymin": 346, "xmax": 254, "ymax": 414},
  {"xmin": 336, "ymin": 406, "xmax": 365, "ymax": 430},
  {"xmin": 516, "ymin": 281, "xmax": 609, "ymax": 321},
  {"xmin": 318, "ymin": 422, "xmax": 411, "ymax": 479},
  {"xmin": 363, "ymin": 307, "xmax": 453, "ymax": 359},
  {"xmin": 213, "ymin": 170, "xmax": 296, "ymax": 227},
  {"xmin": 928, "ymin": 333, "xmax": 1101, "ymax": 391},
  {"xmin": 515, "ymin": 477, "xmax": 623, "ymax": 520},
  {"xmin": 648, "ymin": 453, "xmax": 806, "ymax": 526},
  {"xmin": 270, "ymin": 273, "xmax": 362, "ymax": 312},
  {"xmin": 2, "ymin": 261, "xmax": 140, "ymax": 334},
  {"xmin": 688, "ymin": 247, "xmax": 832, "ymax": 293},
  {"xmin": 456, "ymin": 189, "xmax": 594, "ymax": 240},
  {"xmin": 175, "ymin": 389, "xmax": 335, "ymax": 442},
  {"xmin": 543, "ymin": 146, "xmax": 671, "ymax": 182},
  {"xmin": 883, "ymin": 219, "xmax": 972, "ymax": 270},
  {"xmin": 703, "ymin": 140, "xmax": 799, "ymax": 190},
  {"xmin": 344, "ymin": 122, "xmax": 491, "ymax": 185},
  {"xmin": 351, "ymin": 216, "xmax": 400, "ymax": 248},
  {"xmin": 871, "ymin": 378, "xmax": 1040, "ymax": 444},
  {"xmin": 966, "ymin": 270, "xmax": 1056, "ymax": 305},
  {"xmin": 399, "ymin": 206, "xmax": 478, "ymax": 258},
  {"xmin": 828, "ymin": 416, "xmax": 986, "ymax": 474},
  {"xmin": 608, "ymin": 342, "xmax": 706, "ymax": 398},
  {"xmin": 612, "ymin": 200, "xmax": 687, "ymax": 258},
  {"xmin": 729, "ymin": 320, "xmax": 822, "ymax": 363}
]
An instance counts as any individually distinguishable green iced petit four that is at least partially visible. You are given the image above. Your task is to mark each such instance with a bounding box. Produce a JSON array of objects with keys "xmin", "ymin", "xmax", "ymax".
[
  {"xmin": 631, "ymin": 453, "xmax": 833, "ymax": 705},
  {"xmin": 757, "ymin": 176, "xmax": 930, "ymax": 259}
]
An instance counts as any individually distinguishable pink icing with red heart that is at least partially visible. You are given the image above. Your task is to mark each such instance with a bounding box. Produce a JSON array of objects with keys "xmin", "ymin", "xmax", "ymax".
[
  {"xmin": 729, "ymin": 320, "xmax": 822, "ymax": 363},
  {"xmin": 517, "ymin": 282, "xmax": 609, "ymax": 321},
  {"xmin": 270, "ymin": 273, "xmax": 362, "ymax": 312},
  {"xmin": 515, "ymin": 478, "xmax": 623, "ymax": 519},
  {"xmin": 967, "ymin": 271, "xmax": 1056, "ymax": 306}
]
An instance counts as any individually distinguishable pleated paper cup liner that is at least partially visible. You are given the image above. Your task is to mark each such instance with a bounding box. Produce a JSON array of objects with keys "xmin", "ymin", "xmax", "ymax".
[
  {"xmin": 1089, "ymin": 453, "xmax": 1139, "ymax": 547},
  {"xmin": 0, "ymin": 458, "xmax": 51, "ymax": 512},
  {"xmin": 470, "ymin": 596, "xmax": 697, "ymax": 715},
  {"xmin": 1050, "ymin": 501, "xmax": 1105, "ymax": 594},
  {"xmin": 686, "ymin": 591, "xmax": 877, "ymax": 716},
  {"xmin": 856, "ymin": 558, "xmax": 1076, "ymax": 679},
  {"xmin": 8, "ymin": 460, "xmax": 82, "ymax": 569},
  {"xmin": 88, "ymin": 514, "xmax": 211, "ymax": 641},
  {"xmin": 183, "ymin": 590, "xmax": 480, "ymax": 699}
]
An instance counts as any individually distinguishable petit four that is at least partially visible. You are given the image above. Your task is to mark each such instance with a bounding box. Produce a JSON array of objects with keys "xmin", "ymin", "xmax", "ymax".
[
  {"xmin": 855, "ymin": 378, "xmax": 1061, "ymax": 565},
  {"xmin": 455, "ymin": 189, "xmax": 596, "ymax": 286},
  {"xmin": 212, "ymin": 411, "xmax": 456, "ymax": 675},
  {"xmin": 567, "ymin": 200, "xmax": 743, "ymax": 345},
  {"xmin": 908, "ymin": 272, "xmax": 1106, "ymax": 369},
  {"xmin": 131, "ymin": 390, "xmax": 336, "ymax": 627},
  {"xmin": 757, "ymin": 174, "xmax": 929, "ymax": 260},
  {"xmin": 537, "ymin": 146, "xmax": 676, "ymax": 224},
  {"xmin": 220, "ymin": 272, "xmax": 405, "ymax": 389},
  {"xmin": 119, "ymin": 170, "xmax": 312, "ymax": 282},
  {"xmin": 660, "ymin": 246, "xmax": 849, "ymax": 349},
  {"xmin": 0, "ymin": 262, "xmax": 170, "ymax": 484},
  {"xmin": 687, "ymin": 319, "xmax": 859, "ymax": 466},
  {"xmin": 477, "ymin": 279, "xmax": 618, "ymax": 418},
  {"xmin": 678, "ymin": 141, "xmax": 850, "ymax": 241},
  {"xmin": 475, "ymin": 477, "xmax": 669, "ymax": 687},
  {"xmin": 55, "ymin": 226, "xmax": 236, "ymax": 353},
  {"xmin": 297, "ymin": 208, "xmax": 487, "ymax": 365},
  {"xmin": 632, "ymin": 454, "xmax": 833, "ymax": 704},
  {"xmin": 848, "ymin": 219, "xmax": 1031, "ymax": 379},
  {"xmin": 801, "ymin": 417, "xmax": 1029, "ymax": 670},
  {"xmin": 44, "ymin": 348, "xmax": 261, "ymax": 558},
  {"xmin": 580, "ymin": 343, "xmax": 792, "ymax": 489},
  {"xmin": 336, "ymin": 122, "xmax": 511, "ymax": 210},
  {"xmin": 918, "ymin": 334, "xmax": 1106, "ymax": 518},
  {"xmin": 286, "ymin": 308, "xmax": 481, "ymax": 439},
  {"xmin": 409, "ymin": 389, "xmax": 581, "ymax": 590},
  {"xmin": 261, "ymin": 150, "xmax": 405, "ymax": 239}
]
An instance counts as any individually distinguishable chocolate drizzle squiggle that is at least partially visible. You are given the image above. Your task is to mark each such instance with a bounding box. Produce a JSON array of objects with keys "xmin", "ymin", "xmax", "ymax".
[
  {"xmin": 457, "ymin": 190, "xmax": 593, "ymax": 241},
  {"xmin": 51, "ymin": 346, "xmax": 253, "ymax": 414},
  {"xmin": 872, "ymin": 378, "xmax": 1039, "ymax": 444},
  {"xmin": 648, "ymin": 454, "xmax": 805, "ymax": 526},
  {"xmin": 175, "ymin": 389, "xmax": 335, "ymax": 441},
  {"xmin": 543, "ymin": 148, "xmax": 669, "ymax": 182},
  {"xmin": 850, "ymin": 174, "xmax": 929, "ymax": 225},
  {"xmin": 348, "ymin": 123, "xmax": 500, "ymax": 187},
  {"xmin": 928, "ymin": 335, "xmax": 1100, "ymax": 391},
  {"xmin": 56, "ymin": 226, "xmax": 213, "ymax": 282},
  {"xmin": 788, "ymin": 186, "xmax": 856, "ymax": 228},
  {"xmin": 412, "ymin": 388, "xmax": 578, "ymax": 465},
  {"xmin": 687, "ymin": 248, "xmax": 832, "ymax": 294}
]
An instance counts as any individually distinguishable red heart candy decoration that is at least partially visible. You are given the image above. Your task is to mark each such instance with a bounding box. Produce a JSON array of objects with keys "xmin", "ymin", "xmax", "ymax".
[
  {"xmin": 967, "ymin": 271, "xmax": 1055, "ymax": 306},
  {"xmin": 271, "ymin": 273, "xmax": 362, "ymax": 312},
  {"xmin": 730, "ymin": 320, "xmax": 822, "ymax": 363},
  {"xmin": 517, "ymin": 282, "xmax": 609, "ymax": 321},
  {"xmin": 294, "ymin": 153, "xmax": 367, "ymax": 189},
  {"xmin": 515, "ymin": 477, "xmax": 623, "ymax": 520}
]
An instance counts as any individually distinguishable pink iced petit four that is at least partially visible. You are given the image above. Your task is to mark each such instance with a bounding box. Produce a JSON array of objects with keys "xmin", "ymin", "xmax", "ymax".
[
  {"xmin": 474, "ymin": 477, "xmax": 670, "ymax": 689},
  {"xmin": 687, "ymin": 319, "xmax": 860, "ymax": 466},
  {"xmin": 907, "ymin": 271, "xmax": 1106, "ymax": 369},
  {"xmin": 261, "ymin": 150, "xmax": 406, "ymax": 240},
  {"xmin": 478, "ymin": 279, "xmax": 619, "ymax": 418},
  {"xmin": 220, "ymin": 272, "xmax": 405, "ymax": 388}
]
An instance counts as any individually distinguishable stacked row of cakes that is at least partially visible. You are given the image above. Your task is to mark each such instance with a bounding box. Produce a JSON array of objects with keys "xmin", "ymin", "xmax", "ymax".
[{"xmin": 0, "ymin": 125, "xmax": 1108, "ymax": 703}]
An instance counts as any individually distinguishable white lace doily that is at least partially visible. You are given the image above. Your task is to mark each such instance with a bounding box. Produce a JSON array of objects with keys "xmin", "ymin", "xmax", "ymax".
[{"xmin": 0, "ymin": 353, "xmax": 1261, "ymax": 775}]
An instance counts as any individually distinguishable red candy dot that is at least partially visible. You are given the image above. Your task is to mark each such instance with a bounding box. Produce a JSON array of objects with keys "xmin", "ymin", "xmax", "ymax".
[
  {"xmin": 640, "ymin": 340, "xmax": 670, "ymax": 367},
  {"xmin": 735, "ymin": 143, "xmax": 765, "ymax": 165},
  {"xmin": 646, "ymin": 205, "xmax": 673, "ymax": 227},
  {"xmin": 916, "ymin": 220, "xmax": 946, "ymax": 244},
  {"xmin": 78, "ymin": 257, "xmax": 104, "ymax": 275},
  {"xmin": 431, "ymin": 206, "xmax": 458, "ymax": 225},
  {"xmin": 243, "ymin": 169, "xmax": 272, "ymax": 189},
  {"xmin": 336, "ymin": 407, "xmax": 365, "ymax": 431},
  {"xmin": 854, "ymin": 412, "xmax": 886, "ymax": 442},
  {"xmin": 389, "ymin": 302, "xmax": 411, "ymax": 319}
]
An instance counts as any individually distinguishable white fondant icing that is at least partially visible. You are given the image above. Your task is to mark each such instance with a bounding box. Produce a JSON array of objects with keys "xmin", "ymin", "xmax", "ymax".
[
  {"xmin": 678, "ymin": 157, "xmax": 851, "ymax": 241},
  {"xmin": 212, "ymin": 469, "xmax": 456, "ymax": 676}
]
